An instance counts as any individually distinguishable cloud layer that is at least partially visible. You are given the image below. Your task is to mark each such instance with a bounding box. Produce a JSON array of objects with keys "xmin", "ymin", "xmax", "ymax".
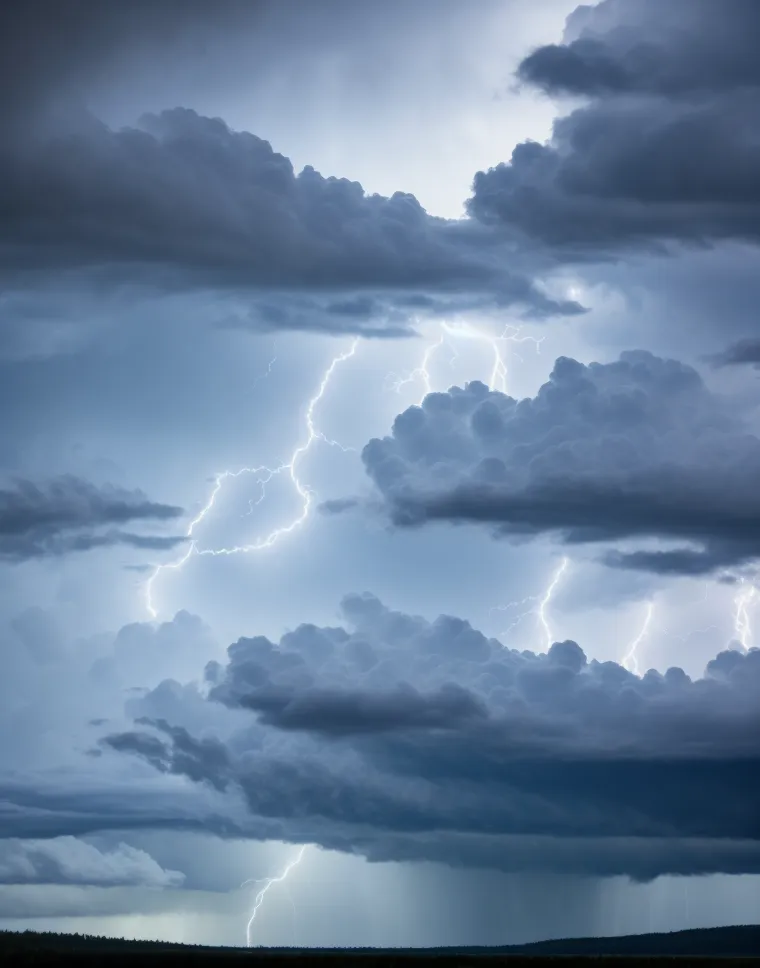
[
  {"xmin": 95, "ymin": 594, "xmax": 760, "ymax": 880},
  {"xmin": 361, "ymin": 351, "xmax": 760, "ymax": 574}
]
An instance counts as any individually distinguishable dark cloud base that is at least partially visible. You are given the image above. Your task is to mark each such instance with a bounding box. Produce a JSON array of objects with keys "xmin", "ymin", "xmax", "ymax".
[{"xmin": 69, "ymin": 593, "xmax": 760, "ymax": 881}]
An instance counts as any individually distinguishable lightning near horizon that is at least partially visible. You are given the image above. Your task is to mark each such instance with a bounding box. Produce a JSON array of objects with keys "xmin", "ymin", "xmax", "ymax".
[
  {"xmin": 145, "ymin": 339, "xmax": 359, "ymax": 618},
  {"xmin": 244, "ymin": 844, "xmax": 309, "ymax": 947}
]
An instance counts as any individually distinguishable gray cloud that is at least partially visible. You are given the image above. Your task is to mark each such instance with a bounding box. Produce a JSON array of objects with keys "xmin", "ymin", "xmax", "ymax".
[
  {"xmin": 230, "ymin": 683, "xmax": 487, "ymax": 736},
  {"xmin": 105, "ymin": 719, "xmax": 231, "ymax": 793},
  {"xmin": 317, "ymin": 497, "xmax": 360, "ymax": 516},
  {"xmin": 709, "ymin": 338, "xmax": 760, "ymax": 369},
  {"xmin": 0, "ymin": 108, "xmax": 582, "ymax": 338},
  {"xmin": 0, "ymin": 836, "xmax": 183, "ymax": 888},
  {"xmin": 360, "ymin": 351, "xmax": 760, "ymax": 575},
  {"xmin": 98, "ymin": 593, "xmax": 760, "ymax": 879},
  {"xmin": 468, "ymin": 0, "xmax": 760, "ymax": 254},
  {"xmin": 0, "ymin": 476, "xmax": 184, "ymax": 561},
  {"xmin": 0, "ymin": 2, "xmax": 589, "ymax": 349},
  {"xmin": 519, "ymin": 0, "xmax": 760, "ymax": 98}
]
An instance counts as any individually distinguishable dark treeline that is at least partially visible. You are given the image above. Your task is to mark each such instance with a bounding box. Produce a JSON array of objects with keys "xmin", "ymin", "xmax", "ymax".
[{"xmin": 1, "ymin": 925, "xmax": 760, "ymax": 963}]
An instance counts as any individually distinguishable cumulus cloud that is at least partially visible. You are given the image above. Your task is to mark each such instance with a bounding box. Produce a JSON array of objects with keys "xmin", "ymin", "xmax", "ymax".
[
  {"xmin": 0, "ymin": 836, "xmax": 183, "ymax": 888},
  {"xmin": 468, "ymin": 0, "xmax": 760, "ymax": 254},
  {"xmin": 360, "ymin": 351, "xmax": 760, "ymax": 574},
  {"xmin": 0, "ymin": 476, "xmax": 184, "ymax": 561},
  {"xmin": 95, "ymin": 593, "xmax": 760, "ymax": 880}
]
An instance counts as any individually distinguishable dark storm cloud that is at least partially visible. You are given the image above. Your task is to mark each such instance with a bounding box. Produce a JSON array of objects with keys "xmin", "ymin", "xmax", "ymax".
[
  {"xmin": 468, "ymin": 0, "xmax": 760, "ymax": 253},
  {"xmin": 0, "ymin": 476, "xmax": 184, "ymax": 561},
  {"xmin": 104, "ymin": 719, "xmax": 231, "ymax": 793},
  {"xmin": 0, "ymin": 0, "xmax": 590, "ymax": 341},
  {"xmin": 0, "ymin": 107, "xmax": 583, "ymax": 334},
  {"xmin": 518, "ymin": 0, "xmax": 760, "ymax": 98},
  {"xmin": 227, "ymin": 683, "xmax": 487, "ymax": 736},
  {"xmin": 360, "ymin": 351, "xmax": 760, "ymax": 575},
  {"xmin": 709, "ymin": 338, "xmax": 760, "ymax": 368},
  {"xmin": 96, "ymin": 593, "xmax": 760, "ymax": 879}
]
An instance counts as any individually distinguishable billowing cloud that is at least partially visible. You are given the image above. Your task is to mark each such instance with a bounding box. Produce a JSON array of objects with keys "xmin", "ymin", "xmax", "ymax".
[
  {"xmin": 0, "ymin": 836, "xmax": 183, "ymax": 888},
  {"xmin": 0, "ymin": 476, "xmax": 184, "ymax": 561},
  {"xmin": 360, "ymin": 351, "xmax": 760, "ymax": 574},
  {"xmin": 0, "ymin": 108, "xmax": 583, "ymax": 339},
  {"xmin": 468, "ymin": 0, "xmax": 760, "ymax": 254},
  {"xmin": 518, "ymin": 0, "xmax": 760, "ymax": 99},
  {"xmin": 93, "ymin": 593, "xmax": 760, "ymax": 880},
  {"xmin": 0, "ymin": 1, "xmax": 589, "ymax": 351}
]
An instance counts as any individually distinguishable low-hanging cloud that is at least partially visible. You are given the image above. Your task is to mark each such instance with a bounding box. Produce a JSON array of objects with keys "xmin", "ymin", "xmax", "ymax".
[
  {"xmin": 0, "ymin": 476, "xmax": 184, "ymax": 561},
  {"xmin": 0, "ymin": 836, "xmax": 183, "ymax": 888},
  {"xmin": 93, "ymin": 593, "xmax": 760, "ymax": 881},
  {"xmin": 360, "ymin": 351, "xmax": 760, "ymax": 575}
]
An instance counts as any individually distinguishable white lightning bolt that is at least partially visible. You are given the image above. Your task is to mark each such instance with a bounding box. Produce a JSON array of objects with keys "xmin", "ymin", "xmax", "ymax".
[
  {"xmin": 387, "ymin": 320, "xmax": 543, "ymax": 404},
  {"xmin": 386, "ymin": 332, "xmax": 445, "ymax": 401},
  {"xmin": 145, "ymin": 340, "xmax": 359, "ymax": 618},
  {"xmin": 492, "ymin": 557, "xmax": 569, "ymax": 652},
  {"xmin": 733, "ymin": 577, "xmax": 758, "ymax": 651},
  {"xmin": 440, "ymin": 321, "xmax": 544, "ymax": 394},
  {"xmin": 622, "ymin": 601, "xmax": 655, "ymax": 675},
  {"xmin": 537, "ymin": 556, "xmax": 569, "ymax": 651},
  {"xmin": 245, "ymin": 844, "xmax": 308, "ymax": 948}
]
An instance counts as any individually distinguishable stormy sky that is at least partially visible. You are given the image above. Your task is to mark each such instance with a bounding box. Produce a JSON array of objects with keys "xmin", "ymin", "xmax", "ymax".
[{"xmin": 2, "ymin": 0, "xmax": 760, "ymax": 948}]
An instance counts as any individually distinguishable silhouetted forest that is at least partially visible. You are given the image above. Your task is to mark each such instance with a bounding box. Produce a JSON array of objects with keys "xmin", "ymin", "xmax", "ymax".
[{"xmin": 1, "ymin": 924, "xmax": 759, "ymax": 964}]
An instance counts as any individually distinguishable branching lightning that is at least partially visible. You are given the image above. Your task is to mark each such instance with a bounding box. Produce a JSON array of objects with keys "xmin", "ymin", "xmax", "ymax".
[
  {"xmin": 386, "ymin": 320, "xmax": 543, "ymax": 404},
  {"xmin": 386, "ymin": 333, "xmax": 445, "ymax": 401},
  {"xmin": 244, "ymin": 844, "xmax": 308, "ymax": 947},
  {"xmin": 622, "ymin": 601, "xmax": 654, "ymax": 675},
  {"xmin": 145, "ymin": 340, "xmax": 359, "ymax": 618},
  {"xmin": 492, "ymin": 556, "xmax": 569, "ymax": 652},
  {"xmin": 537, "ymin": 556, "xmax": 569, "ymax": 651}
]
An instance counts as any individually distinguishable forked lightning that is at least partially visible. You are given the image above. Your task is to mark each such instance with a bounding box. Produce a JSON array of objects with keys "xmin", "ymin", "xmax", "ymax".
[
  {"xmin": 145, "ymin": 340, "xmax": 358, "ymax": 618},
  {"xmin": 492, "ymin": 556, "xmax": 569, "ymax": 652},
  {"xmin": 245, "ymin": 845, "xmax": 309, "ymax": 947}
]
